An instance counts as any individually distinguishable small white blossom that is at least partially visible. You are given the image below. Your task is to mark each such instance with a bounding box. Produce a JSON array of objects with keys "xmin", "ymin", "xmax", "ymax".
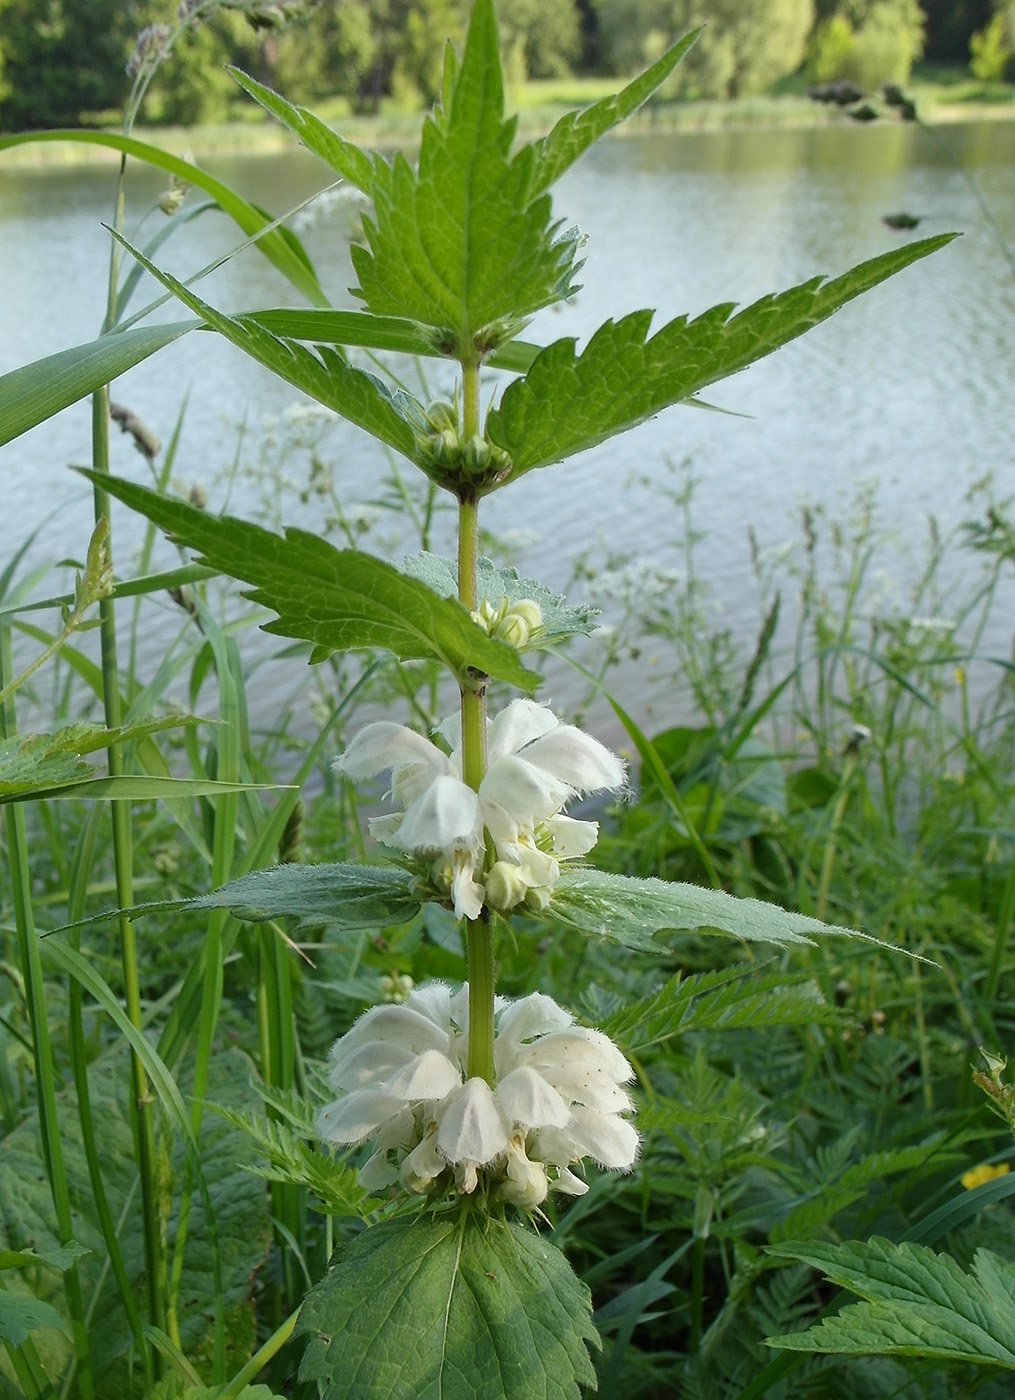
[
  {"xmin": 317, "ymin": 983, "xmax": 639, "ymax": 1205},
  {"xmin": 335, "ymin": 699, "xmax": 625, "ymax": 920}
]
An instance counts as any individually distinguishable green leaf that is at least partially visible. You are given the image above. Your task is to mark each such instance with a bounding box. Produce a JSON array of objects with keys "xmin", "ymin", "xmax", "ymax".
[
  {"xmin": 528, "ymin": 31, "xmax": 701, "ymax": 195},
  {"xmin": 77, "ymin": 471, "xmax": 539, "ymax": 691},
  {"xmin": 487, "ymin": 236, "xmax": 958, "ymax": 479},
  {"xmin": 89, "ymin": 862, "xmax": 424, "ymax": 933},
  {"xmin": 549, "ymin": 868, "xmax": 846, "ymax": 950},
  {"xmin": 0, "ymin": 321, "xmax": 194, "ymax": 448},
  {"xmin": 0, "ymin": 718, "xmax": 199, "ymax": 802},
  {"xmin": 0, "ymin": 1243, "xmax": 90, "ymax": 1272},
  {"xmin": 401, "ymin": 552, "xmax": 598, "ymax": 649},
  {"xmin": 767, "ymin": 1237, "xmax": 1015, "ymax": 1369},
  {"xmin": 229, "ymin": 68, "xmax": 379, "ymax": 195},
  {"xmin": 0, "ymin": 129, "xmax": 326, "ymax": 305},
  {"xmin": 211, "ymin": 1102, "xmax": 368, "ymax": 1216},
  {"xmin": 245, "ymin": 308, "xmax": 543, "ymax": 372},
  {"xmin": 297, "ymin": 1212, "xmax": 599, "ymax": 1400},
  {"xmin": 107, "ymin": 234, "xmax": 426, "ymax": 462},
  {"xmin": 349, "ymin": 0, "xmax": 579, "ymax": 345},
  {"xmin": 0, "ymin": 1292, "xmax": 65, "ymax": 1346}
]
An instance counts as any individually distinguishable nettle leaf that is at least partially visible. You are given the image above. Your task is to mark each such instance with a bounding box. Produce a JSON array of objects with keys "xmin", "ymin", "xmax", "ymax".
[
  {"xmin": 549, "ymin": 868, "xmax": 846, "ymax": 950},
  {"xmin": 95, "ymin": 862, "xmax": 424, "ymax": 933},
  {"xmin": 528, "ymin": 30, "xmax": 701, "ymax": 195},
  {"xmin": 79, "ymin": 473, "xmax": 538, "ymax": 691},
  {"xmin": 108, "ymin": 234, "xmax": 425, "ymax": 462},
  {"xmin": 0, "ymin": 718, "xmax": 199, "ymax": 802},
  {"xmin": 402, "ymin": 552, "xmax": 598, "ymax": 648},
  {"xmin": 486, "ymin": 236, "xmax": 957, "ymax": 479},
  {"xmin": 768, "ymin": 1237, "xmax": 1015, "ymax": 1369},
  {"xmin": 0, "ymin": 1293, "xmax": 65, "ymax": 1347},
  {"xmin": 0, "ymin": 1242, "xmax": 90, "ymax": 1272},
  {"xmin": 348, "ymin": 0, "xmax": 579, "ymax": 345},
  {"xmin": 298, "ymin": 1212, "xmax": 599, "ymax": 1400}
]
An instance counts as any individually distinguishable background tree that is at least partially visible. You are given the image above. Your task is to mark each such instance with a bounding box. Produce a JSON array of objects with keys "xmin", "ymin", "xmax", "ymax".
[
  {"xmin": 807, "ymin": 0, "xmax": 927, "ymax": 87},
  {"xmin": 0, "ymin": 0, "xmax": 137, "ymax": 128},
  {"xmin": 593, "ymin": 0, "xmax": 815, "ymax": 97}
]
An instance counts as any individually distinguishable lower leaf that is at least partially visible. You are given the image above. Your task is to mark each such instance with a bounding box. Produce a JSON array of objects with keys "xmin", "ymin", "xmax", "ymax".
[{"xmin": 297, "ymin": 1210, "xmax": 600, "ymax": 1400}]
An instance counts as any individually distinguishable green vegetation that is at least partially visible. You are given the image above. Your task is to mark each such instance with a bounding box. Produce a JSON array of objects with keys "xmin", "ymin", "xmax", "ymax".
[{"xmin": 2, "ymin": 1, "xmax": 1015, "ymax": 1396}]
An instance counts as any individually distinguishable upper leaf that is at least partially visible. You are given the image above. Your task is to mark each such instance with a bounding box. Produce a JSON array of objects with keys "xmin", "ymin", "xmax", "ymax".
[
  {"xmin": 351, "ymin": 0, "xmax": 579, "ymax": 348},
  {"xmin": 78, "ymin": 472, "xmax": 538, "ymax": 691},
  {"xmin": 768, "ymin": 1237, "xmax": 1015, "ymax": 1369},
  {"xmin": 528, "ymin": 30, "xmax": 701, "ymax": 195},
  {"xmin": 108, "ymin": 234, "xmax": 426, "ymax": 463},
  {"xmin": 297, "ymin": 1212, "xmax": 599, "ymax": 1400},
  {"xmin": 486, "ymin": 236, "xmax": 957, "ymax": 481}
]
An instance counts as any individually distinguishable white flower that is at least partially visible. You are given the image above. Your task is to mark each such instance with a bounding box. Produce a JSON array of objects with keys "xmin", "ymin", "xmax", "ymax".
[
  {"xmin": 317, "ymin": 982, "xmax": 639, "ymax": 1206},
  {"xmin": 335, "ymin": 699, "xmax": 625, "ymax": 920}
]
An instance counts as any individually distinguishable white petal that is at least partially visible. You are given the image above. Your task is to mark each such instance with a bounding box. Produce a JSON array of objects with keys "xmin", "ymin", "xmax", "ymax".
[
  {"xmin": 495, "ymin": 1067, "xmax": 571, "ymax": 1129},
  {"xmin": 451, "ymin": 859, "xmax": 486, "ymax": 922},
  {"xmin": 367, "ymin": 812, "xmax": 405, "ymax": 845},
  {"xmin": 517, "ymin": 1028, "xmax": 634, "ymax": 1083},
  {"xmin": 394, "ymin": 774, "xmax": 481, "ymax": 853},
  {"xmin": 544, "ymin": 815, "xmax": 600, "ymax": 859},
  {"xmin": 404, "ymin": 981, "xmax": 452, "ymax": 1030},
  {"xmin": 326, "ymin": 1039, "xmax": 417, "ymax": 1093},
  {"xmin": 437, "ymin": 1079, "xmax": 509, "ymax": 1166},
  {"xmin": 496, "ymin": 992, "xmax": 573, "ymax": 1047},
  {"xmin": 540, "ymin": 1059, "xmax": 634, "ymax": 1114},
  {"xmin": 499, "ymin": 1141, "xmax": 548, "ymax": 1207},
  {"xmin": 520, "ymin": 726, "xmax": 625, "ymax": 795},
  {"xmin": 400, "ymin": 1128, "xmax": 447, "ymax": 1191},
  {"xmin": 487, "ymin": 699, "xmax": 559, "ymax": 762},
  {"xmin": 554, "ymin": 1166, "xmax": 589, "ymax": 1196},
  {"xmin": 316, "ymin": 1090, "xmax": 405, "ymax": 1144},
  {"xmin": 484, "ymin": 861, "xmax": 530, "ymax": 913},
  {"xmin": 567, "ymin": 1106, "xmax": 640, "ymax": 1169},
  {"xmin": 382, "ymin": 1049, "xmax": 462, "ymax": 1101},
  {"xmin": 327, "ymin": 1004, "xmax": 450, "ymax": 1083},
  {"xmin": 357, "ymin": 1150, "xmax": 400, "ymax": 1192},
  {"xmin": 481, "ymin": 754, "xmax": 573, "ymax": 827},
  {"xmin": 337, "ymin": 723, "xmax": 445, "ymax": 784}
]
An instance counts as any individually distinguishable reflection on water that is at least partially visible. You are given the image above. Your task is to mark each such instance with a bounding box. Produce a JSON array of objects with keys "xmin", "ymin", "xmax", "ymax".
[{"xmin": 1, "ymin": 121, "xmax": 1013, "ymax": 733}]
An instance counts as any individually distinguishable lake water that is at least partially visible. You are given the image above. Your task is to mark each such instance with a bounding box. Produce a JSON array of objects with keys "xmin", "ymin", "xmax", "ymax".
[{"xmin": 1, "ymin": 118, "xmax": 1014, "ymax": 736}]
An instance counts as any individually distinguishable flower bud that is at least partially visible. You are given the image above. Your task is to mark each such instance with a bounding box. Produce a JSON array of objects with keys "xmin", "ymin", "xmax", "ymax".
[{"xmin": 485, "ymin": 861, "xmax": 531, "ymax": 912}]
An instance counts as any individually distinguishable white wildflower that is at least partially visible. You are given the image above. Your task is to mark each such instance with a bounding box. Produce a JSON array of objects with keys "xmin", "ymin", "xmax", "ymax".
[
  {"xmin": 335, "ymin": 699, "xmax": 625, "ymax": 920},
  {"xmin": 317, "ymin": 982, "xmax": 639, "ymax": 1205}
]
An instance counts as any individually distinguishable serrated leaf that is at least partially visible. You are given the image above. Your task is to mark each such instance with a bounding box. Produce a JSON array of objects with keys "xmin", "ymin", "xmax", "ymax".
[
  {"xmin": 0, "ymin": 321, "xmax": 194, "ymax": 448},
  {"xmin": 601, "ymin": 965, "xmax": 837, "ymax": 1052},
  {"xmin": 402, "ymin": 552, "xmax": 598, "ymax": 648},
  {"xmin": 487, "ymin": 236, "xmax": 957, "ymax": 479},
  {"xmin": 107, "ymin": 233, "xmax": 425, "ymax": 462},
  {"xmin": 0, "ymin": 129, "xmax": 326, "ymax": 305},
  {"xmin": 87, "ymin": 862, "xmax": 423, "ymax": 933},
  {"xmin": 229, "ymin": 67, "xmax": 379, "ymax": 194},
  {"xmin": 0, "ymin": 1292, "xmax": 65, "ymax": 1346},
  {"xmin": 212, "ymin": 1103, "xmax": 368, "ymax": 1216},
  {"xmin": 298, "ymin": 1212, "xmax": 599, "ymax": 1400},
  {"xmin": 550, "ymin": 868, "xmax": 844, "ymax": 949},
  {"xmin": 0, "ymin": 718, "xmax": 200, "ymax": 801},
  {"xmin": 0, "ymin": 1243, "xmax": 90, "ymax": 1272},
  {"xmin": 348, "ymin": 0, "xmax": 579, "ymax": 344},
  {"xmin": 77, "ymin": 472, "xmax": 539, "ymax": 691},
  {"xmin": 528, "ymin": 30, "xmax": 701, "ymax": 195},
  {"xmin": 767, "ymin": 1238, "xmax": 1015, "ymax": 1369}
]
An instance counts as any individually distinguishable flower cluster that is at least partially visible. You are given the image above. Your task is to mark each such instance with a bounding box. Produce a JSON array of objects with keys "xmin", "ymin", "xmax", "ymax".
[
  {"xmin": 336, "ymin": 699, "xmax": 625, "ymax": 920},
  {"xmin": 318, "ymin": 982, "xmax": 638, "ymax": 1206}
]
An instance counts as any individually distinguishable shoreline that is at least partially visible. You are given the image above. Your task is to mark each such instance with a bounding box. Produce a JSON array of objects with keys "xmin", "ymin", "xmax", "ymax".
[{"xmin": 2, "ymin": 84, "xmax": 1013, "ymax": 170}]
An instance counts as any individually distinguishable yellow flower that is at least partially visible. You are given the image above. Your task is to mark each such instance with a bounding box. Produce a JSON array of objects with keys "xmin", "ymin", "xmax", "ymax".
[{"xmin": 961, "ymin": 1161, "xmax": 1009, "ymax": 1189}]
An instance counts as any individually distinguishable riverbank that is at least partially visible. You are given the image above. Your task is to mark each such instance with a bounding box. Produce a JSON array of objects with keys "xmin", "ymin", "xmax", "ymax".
[{"xmin": 2, "ymin": 66, "xmax": 1012, "ymax": 167}]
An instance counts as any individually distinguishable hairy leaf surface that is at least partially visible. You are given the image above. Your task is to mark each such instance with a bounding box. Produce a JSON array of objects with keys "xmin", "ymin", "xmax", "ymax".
[
  {"xmin": 298, "ymin": 1213, "xmax": 599, "ymax": 1400},
  {"xmin": 79, "ymin": 473, "xmax": 538, "ymax": 690},
  {"xmin": 487, "ymin": 236, "xmax": 957, "ymax": 479}
]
